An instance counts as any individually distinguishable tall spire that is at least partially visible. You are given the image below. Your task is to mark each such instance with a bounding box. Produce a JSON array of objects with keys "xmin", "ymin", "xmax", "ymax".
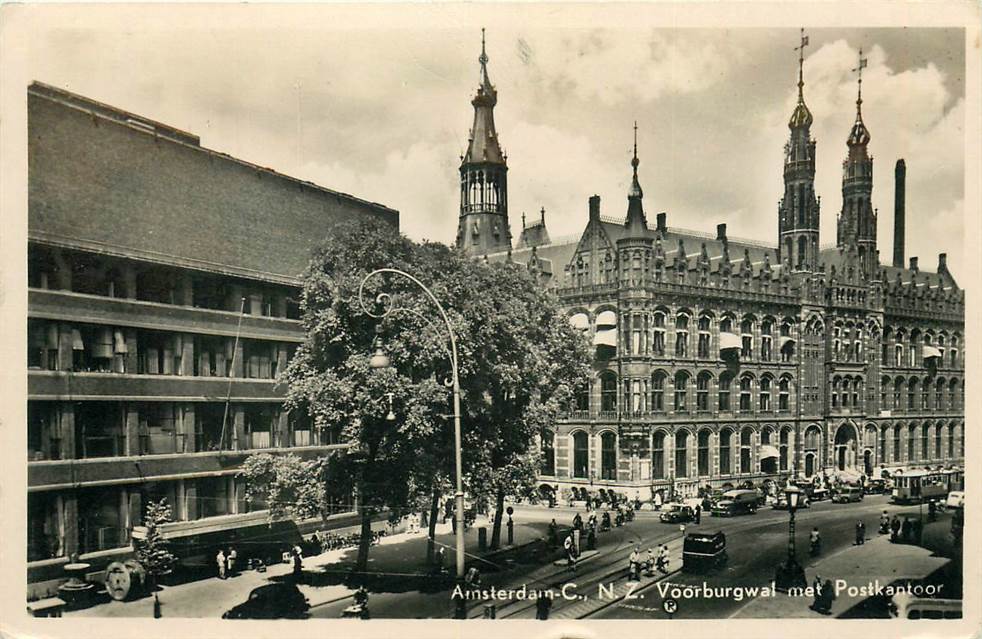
[
  {"xmin": 789, "ymin": 28, "xmax": 813, "ymax": 129},
  {"xmin": 629, "ymin": 121, "xmax": 643, "ymax": 198},
  {"xmin": 847, "ymin": 48, "xmax": 870, "ymax": 147},
  {"xmin": 479, "ymin": 27, "xmax": 491, "ymax": 89}
]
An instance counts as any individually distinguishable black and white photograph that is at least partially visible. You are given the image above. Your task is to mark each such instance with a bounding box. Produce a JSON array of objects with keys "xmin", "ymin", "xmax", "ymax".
[{"xmin": 1, "ymin": 2, "xmax": 979, "ymax": 637}]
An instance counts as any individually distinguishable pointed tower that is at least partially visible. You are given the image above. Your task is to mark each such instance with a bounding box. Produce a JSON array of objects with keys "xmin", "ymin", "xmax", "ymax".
[
  {"xmin": 456, "ymin": 29, "xmax": 510, "ymax": 257},
  {"xmin": 837, "ymin": 49, "xmax": 877, "ymax": 278},
  {"xmin": 617, "ymin": 123, "xmax": 654, "ymax": 284},
  {"xmin": 778, "ymin": 29, "xmax": 821, "ymax": 272}
]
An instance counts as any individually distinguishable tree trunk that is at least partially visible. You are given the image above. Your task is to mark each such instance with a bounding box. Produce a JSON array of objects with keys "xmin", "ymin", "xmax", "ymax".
[
  {"xmin": 355, "ymin": 508, "xmax": 373, "ymax": 573},
  {"xmin": 489, "ymin": 489, "xmax": 505, "ymax": 551},
  {"xmin": 427, "ymin": 488, "xmax": 441, "ymax": 565}
]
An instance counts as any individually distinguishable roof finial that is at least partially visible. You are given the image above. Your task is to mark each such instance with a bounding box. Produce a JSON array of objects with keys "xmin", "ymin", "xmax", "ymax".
[
  {"xmin": 795, "ymin": 28, "xmax": 809, "ymax": 102},
  {"xmin": 540, "ymin": 206, "xmax": 546, "ymax": 224},
  {"xmin": 521, "ymin": 211, "xmax": 526, "ymax": 228},
  {"xmin": 852, "ymin": 47, "xmax": 868, "ymax": 119},
  {"xmin": 479, "ymin": 28, "xmax": 490, "ymax": 87},
  {"xmin": 629, "ymin": 121, "xmax": 642, "ymax": 198}
]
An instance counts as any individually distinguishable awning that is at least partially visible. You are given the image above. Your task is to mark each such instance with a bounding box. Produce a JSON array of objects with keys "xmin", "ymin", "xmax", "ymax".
[
  {"xmin": 71, "ymin": 329, "xmax": 84, "ymax": 351},
  {"xmin": 596, "ymin": 310, "xmax": 617, "ymax": 330},
  {"xmin": 922, "ymin": 345, "xmax": 942, "ymax": 361},
  {"xmin": 114, "ymin": 330, "xmax": 128, "ymax": 354},
  {"xmin": 593, "ymin": 330, "xmax": 617, "ymax": 347},
  {"xmin": 719, "ymin": 332, "xmax": 741, "ymax": 351},
  {"xmin": 779, "ymin": 336, "xmax": 796, "ymax": 349},
  {"xmin": 569, "ymin": 313, "xmax": 590, "ymax": 331},
  {"xmin": 758, "ymin": 445, "xmax": 780, "ymax": 460}
]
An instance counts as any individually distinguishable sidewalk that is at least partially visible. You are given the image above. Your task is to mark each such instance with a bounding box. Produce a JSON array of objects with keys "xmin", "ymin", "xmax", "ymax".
[
  {"xmin": 732, "ymin": 533, "xmax": 951, "ymax": 618},
  {"xmin": 67, "ymin": 517, "xmax": 547, "ymax": 618}
]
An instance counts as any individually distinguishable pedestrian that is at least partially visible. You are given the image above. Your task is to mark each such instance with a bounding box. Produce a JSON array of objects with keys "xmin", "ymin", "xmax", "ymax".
[
  {"xmin": 465, "ymin": 566, "xmax": 481, "ymax": 590},
  {"xmin": 628, "ymin": 546, "xmax": 641, "ymax": 581},
  {"xmin": 858, "ymin": 521, "xmax": 866, "ymax": 545},
  {"xmin": 657, "ymin": 544, "xmax": 670, "ymax": 573},
  {"xmin": 572, "ymin": 512, "xmax": 583, "ymax": 532},
  {"xmin": 216, "ymin": 549, "xmax": 227, "ymax": 580},
  {"xmin": 434, "ymin": 546, "xmax": 446, "ymax": 575},
  {"xmin": 548, "ymin": 518, "xmax": 559, "ymax": 549},
  {"xmin": 901, "ymin": 518, "xmax": 912, "ymax": 542},
  {"xmin": 292, "ymin": 544, "xmax": 303, "ymax": 580},
  {"xmin": 694, "ymin": 504, "xmax": 701, "ymax": 525},
  {"xmin": 891, "ymin": 515, "xmax": 901, "ymax": 542},
  {"xmin": 809, "ymin": 574, "xmax": 822, "ymax": 611},
  {"xmin": 535, "ymin": 592, "xmax": 552, "ymax": 620},
  {"xmin": 564, "ymin": 533, "xmax": 577, "ymax": 574},
  {"xmin": 816, "ymin": 578, "xmax": 836, "ymax": 614},
  {"xmin": 854, "ymin": 521, "xmax": 863, "ymax": 545},
  {"xmin": 227, "ymin": 546, "xmax": 237, "ymax": 576},
  {"xmin": 587, "ymin": 527, "xmax": 597, "ymax": 551},
  {"xmin": 645, "ymin": 547, "xmax": 656, "ymax": 577}
]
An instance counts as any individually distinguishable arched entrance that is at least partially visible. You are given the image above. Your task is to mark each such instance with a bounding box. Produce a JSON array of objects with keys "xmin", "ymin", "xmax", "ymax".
[
  {"xmin": 834, "ymin": 422, "xmax": 859, "ymax": 471},
  {"xmin": 863, "ymin": 449, "xmax": 873, "ymax": 476},
  {"xmin": 804, "ymin": 452, "xmax": 815, "ymax": 477}
]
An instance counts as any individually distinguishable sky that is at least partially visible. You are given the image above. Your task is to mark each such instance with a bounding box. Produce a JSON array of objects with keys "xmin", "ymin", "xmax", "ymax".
[{"xmin": 25, "ymin": 15, "xmax": 967, "ymax": 276}]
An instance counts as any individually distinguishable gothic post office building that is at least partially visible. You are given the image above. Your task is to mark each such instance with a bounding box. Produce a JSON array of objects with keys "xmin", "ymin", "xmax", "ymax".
[{"xmin": 457, "ymin": 36, "xmax": 965, "ymax": 501}]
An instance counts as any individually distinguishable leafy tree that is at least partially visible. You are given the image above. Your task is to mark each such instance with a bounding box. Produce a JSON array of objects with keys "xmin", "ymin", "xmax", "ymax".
[
  {"xmin": 134, "ymin": 498, "xmax": 177, "ymax": 589},
  {"xmin": 242, "ymin": 217, "xmax": 590, "ymax": 571}
]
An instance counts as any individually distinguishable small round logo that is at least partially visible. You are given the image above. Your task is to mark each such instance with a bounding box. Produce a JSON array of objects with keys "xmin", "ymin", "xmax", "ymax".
[
  {"xmin": 662, "ymin": 598, "xmax": 679, "ymax": 615},
  {"xmin": 506, "ymin": 506, "xmax": 514, "ymax": 516}
]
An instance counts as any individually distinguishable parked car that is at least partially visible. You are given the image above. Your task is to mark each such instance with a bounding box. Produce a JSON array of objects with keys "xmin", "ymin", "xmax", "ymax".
[
  {"xmin": 659, "ymin": 503, "xmax": 695, "ymax": 523},
  {"xmin": 771, "ymin": 495, "xmax": 810, "ymax": 510},
  {"xmin": 711, "ymin": 489, "xmax": 759, "ymax": 517},
  {"xmin": 865, "ymin": 479, "xmax": 888, "ymax": 494},
  {"xmin": 945, "ymin": 491, "xmax": 965, "ymax": 510},
  {"xmin": 223, "ymin": 584, "xmax": 310, "ymax": 619},
  {"xmin": 832, "ymin": 486, "xmax": 865, "ymax": 504}
]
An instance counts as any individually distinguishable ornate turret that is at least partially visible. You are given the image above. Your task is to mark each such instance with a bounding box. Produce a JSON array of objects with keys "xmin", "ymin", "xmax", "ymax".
[
  {"xmin": 778, "ymin": 28, "xmax": 821, "ymax": 273},
  {"xmin": 624, "ymin": 122, "xmax": 648, "ymax": 235},
  {"xmin": 837, "ymin": 48, "xmax": 877, "ymax": 278},
  {"xmin": 456, "ymin": 29, "xmax": 511, "ymax": 257},
  {"xmin": 617, "ymin": 123, "xmax": 653, "ymax": 286}
]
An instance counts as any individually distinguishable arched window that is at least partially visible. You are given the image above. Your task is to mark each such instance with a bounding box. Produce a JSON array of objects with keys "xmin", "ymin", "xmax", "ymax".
[
  {"xmin": 601, "ymin": 431, "xmax": 617, "ymax": 480},
  {"xmin": 779, "ymin": 377, "xmax": 791, "ymax": 411},
  {"xmin": 600, "ymin": 372, "xmax": 618, "ymax": 414},
  {"xmin": 572, "ymin": 431, "xmax": 589, "ymax": 478},
  {"xmin": 719, "ymin": 429, "xmax": 732, "ymax": 475},
  {"xmin": 797, "ymin": 235, "xmax": 807, "ymax": 267},
  {"xmin": 740, "ymin": 427, "xmax": 753, "ymax": 473},
  {"xmin": 631, "ymin": 315, "xmax": 643, "ymax": 355},
  {"xmin": 949, "ymin": 379, "xmax": 958, "ymax": 410},
  {"xmin": 908, "ymin": 379, "xmax": 918, "ymax": 411},
  {"xmin": 760, "ymin": 319, "xmax": 773, "ymax": 362},
  {"xmin": 907, "ymin": 426, "xmax": 917, "ymax": 461},
  {"xmin": 831, "ymin": 377, "xmax": 840, "ymax": 409},
  {"xmin": 804, "ymin": 426, "xmax": 821, "ymax": 449},
  {"xmin": 934, "ymin": 424, "xmax": 943, "ymax": 459},
  {"xmin": 653, "ymin": 312, "xmax": 666, "ymax": 356},
  {"xmin": 574, "ymin": 382, "xmax": 589, "ymax": 414},
  {"xmin": 652, "ymin": 431, "xmax": 665, "ymax": 479},
  {"xmin": 697, "ymin": 430, "xmax": 711, "ymax": 477},
  {"xmin": 881, "ymin": 376, "xmax": 891, "ymax": 410},
  {"xmin": 853, "ymin": 378, "xmax": 862, "ymax": 410},
  {"xmin": 675, "ymin": 430, "xmax": 689, "ymax": 478},
  {"xmin": 949, "ymin": 336, "xmax": 959, "ymax": 368},
  {"xmin": 674, "ymin": 371, "xmax": 689, "ymax": 412},
  {"xmin": 718, "ymin": 373, "xmax": 732, "ymax": 411},
  {"xmin": 675, "ymin": 314, "xmax": 689, "ymax": 358},
  {"xmin": 697, "ymin": 315, "xmax": 712, "ymax": 359},
  {"xmin": 651, "ymin": 371, "xmax": 666, "ymax": 412},
  {"xmin": 947, "ymin": 424, "xmax": 954, "ymax": 458},
  {"xmin": 540, "ymin": 431, "xmax": 555, "ymax": 475},
  {"xmin": 935, "ymin": 378, "xmax": 945, "ymax": 410},
  {"xmin": 720, "ymin": 316, "xmax": 733, "ymax": 334},
  {"xmin": 921, "ymin": 424, "xmax": 930, "ymax": 460},
  {"xmin": 779, "ymin": 428, "xmax": 789, "ymax": 470},
  {"xmin": 696, "ymin": 372, "xmax": 711, "ymax": 412},
  {"xmin": 879, "ymin": 426, "xmax": 887, "ymax": 463},
  {"xmin": 741, "ymin": 318, "xmax": 754, "ymax": 359},
  {"xmin": 739, "ymin": 375, "xmax": 753, "ymax": 412},
  {"xmin": 895, "ymin": 332, "xmax": 905, "ymax": 367},
  {"xmin": 759, "ymin": 376, "xmax": 772, "ymax": 412},
  {"xmin": 893, "ymin": 378, "xmax": 904, "ymax": 410}
]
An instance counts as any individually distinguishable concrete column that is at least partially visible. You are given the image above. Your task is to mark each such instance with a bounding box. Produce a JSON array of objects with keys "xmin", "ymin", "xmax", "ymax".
[
  {"xmin": 227, "ymin": 285, "xmax": 245, "ymax": 313},
  {"xmin": 124, "ymin": 330, "xmax": 139, "ymax": 374},
  {"xmin": 230, "ymin": 338, "xmax": 244, "ymax": 378},
  {"xmin": 249, "ymin": 293, "xmax": 263, "ymax": 316},
  {"xmin": 62, "ymin": 494, "xmax": 79, "ymax": 557},
  {"xmin": 277, "ymin": 409, "xmax": 289, "ymax": 448},
  {"xmin": 184, "ymin": 482, "xmax": 198, "ymax": 520},
  {"xmin": 175, "ymin": 479, "xmax": 187, "ymax": 521},
  {"xmin": 58, "ymin": 403, "xmax": 76, "ymax": 461},
  {"xmin": 121, "ymin": 263, "xmax": 137, "ymax": 299},
  {"xmin": 227, "ymin": 476, "xmax": 238, "ymax": 515},
  {"xmin": 181, "ymin": 337, "xmax": 195, "ymax": 377},
  {"xmin": 178, "ymin": 272, "xmax": 194, "ymax": 306},
  {"xmin": 275, "ymin": 295, "xmax": 287, "ymax": 318},
  {"xmin": 125, "ymin": 405, "xmax": 140, "ymax": 456},
  {"xmin": 58, "ymin": 322, "xmax": 74, "ymax": 371},
  {"xmin": 233, "ymin": 406, "xmax": 246, "ymax": 451},
  {"xmin": 177, "ymin": 404, "xmax": 194, "ymax": 453},
  {"xmin": 52, "ymin": 249, "xmax": 72, "ymax": 291}
]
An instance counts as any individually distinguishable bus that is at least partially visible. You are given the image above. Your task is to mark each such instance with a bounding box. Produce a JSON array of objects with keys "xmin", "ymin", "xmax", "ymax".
[{"xmin": 891, "ymin": 470, "xmax": 959, "ymax": 505}]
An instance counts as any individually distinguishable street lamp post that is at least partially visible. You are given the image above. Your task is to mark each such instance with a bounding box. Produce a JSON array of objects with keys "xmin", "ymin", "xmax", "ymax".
[
  {"xmin": 359, "ymin": 268, "xmax": 467, "ymax": 619},
  {"xmin": 774, "ymin": 484, "xmax": 807, "ymax": 591}
]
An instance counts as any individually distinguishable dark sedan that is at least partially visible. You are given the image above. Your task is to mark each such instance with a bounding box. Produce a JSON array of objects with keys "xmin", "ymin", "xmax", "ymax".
[{"xmin": 223, "ymin": 583, "xmax": 310, "ymax": 619}]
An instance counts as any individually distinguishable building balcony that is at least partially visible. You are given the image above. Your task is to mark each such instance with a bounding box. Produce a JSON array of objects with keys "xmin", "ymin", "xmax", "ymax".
[
  {"xmin": 28, "ymin": 370, "xmax": 285, "ymax": 401},
  {"xmin": 28, "ymin": 288, "xmax": 302, "ymax": 342},
  {"xmin": 28, "ymin": 443, "xmax": 350, "ymax": 490}
]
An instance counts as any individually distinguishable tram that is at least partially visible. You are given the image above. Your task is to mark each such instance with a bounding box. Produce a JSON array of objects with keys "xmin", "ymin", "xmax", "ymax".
[{"xmin": 890, "ymin": 469, "xmax": 963, "ymax": 505}]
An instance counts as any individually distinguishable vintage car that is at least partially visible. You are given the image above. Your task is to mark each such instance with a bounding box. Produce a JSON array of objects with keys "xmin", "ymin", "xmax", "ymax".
[
  {"xmin": 223, "ymin": 584, "xmax": 310, "ymax": 619},
  {"xmin": 711, "ymin": 489, "xmax": 759, "ymax": 517},
  {"xmin": 832, "ymin": 486, "xmax": 865, "ymax": 504},
  {"xmin": 659, "ymin": 503, "xmax": 695, "ymax": 523},
  {"xmin": 682, "ymin": 531, "xmax": 727, "ymax": 573},
  {"xmin": 771, "ymin": 495, "xmax": 810, "ymax": 510}
]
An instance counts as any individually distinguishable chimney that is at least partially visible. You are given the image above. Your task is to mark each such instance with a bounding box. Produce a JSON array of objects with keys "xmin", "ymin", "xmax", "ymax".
[
  {"xmin": 938, "ymin": 253, "xmax": 948, "ymax": 273},
  {"xmin": 716, "ymin": 223, "xmax": 727, "ymax": 242},
  {"xmin": 909, "ymin": 256, "xmax": 918, "ymax": 273},
  {"xmin": 893, "ymin": 159, "xmax": 906, "ymax": 268},
  {"xmin": 588, "ymin": 195, "xmax": 600, "ymax": 221},
  {"xmin": 656, "ymin": 212, "xmax": 667, "ymax": 233}
]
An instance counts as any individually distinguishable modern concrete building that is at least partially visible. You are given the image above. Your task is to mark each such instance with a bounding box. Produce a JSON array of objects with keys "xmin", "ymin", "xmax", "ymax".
[{"xmin": 26, "ymin": 81, "xmax": 398, "ymax": 597}]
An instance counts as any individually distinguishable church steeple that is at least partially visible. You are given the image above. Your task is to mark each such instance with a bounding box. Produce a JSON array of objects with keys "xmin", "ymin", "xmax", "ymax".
[
  {"xmin": 456, "ymin": 29, "xmax": 511, "ymax": 257},
  {"xmin": 838, "ymin": 48, "xmax": 877, "ymax": 277},
  {"xmin": 778, "ymin": 28, "xmax": 820, "ymax": 272}
]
